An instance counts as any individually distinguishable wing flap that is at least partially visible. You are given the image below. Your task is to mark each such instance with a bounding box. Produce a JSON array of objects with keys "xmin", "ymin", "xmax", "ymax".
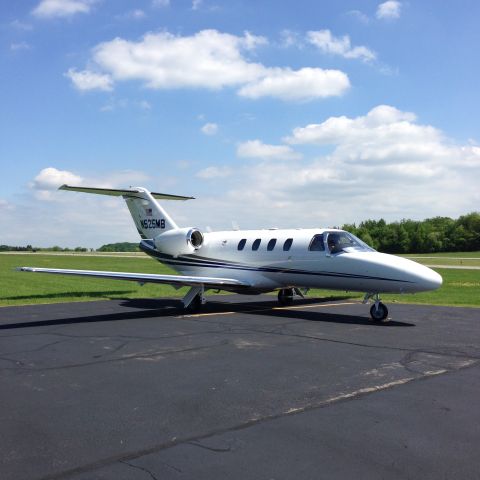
[{"xmin": 17, "ymin": 267, "xmax": 249, "ymax": 288}]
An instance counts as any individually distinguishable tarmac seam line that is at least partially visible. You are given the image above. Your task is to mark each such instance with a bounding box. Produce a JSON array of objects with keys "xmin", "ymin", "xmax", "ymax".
[{"xmin": 34, "ymin": 361, "xmax": 479, "ymax": 480}]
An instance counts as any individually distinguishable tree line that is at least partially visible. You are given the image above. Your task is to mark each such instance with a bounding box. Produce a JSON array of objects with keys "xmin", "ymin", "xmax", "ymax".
[
  {"xmin": 343, "ymin": 212, "xmax": 480, "ymax": 253},
  {"xmin": 2, "ymin": 212, "xmax": 479, "ymax": 254}
]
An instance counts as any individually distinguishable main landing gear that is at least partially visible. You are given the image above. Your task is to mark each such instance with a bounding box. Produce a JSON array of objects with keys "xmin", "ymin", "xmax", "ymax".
[
  {"xmin": 363, "ymin": 293, "xmax": 389, "ymax": 322},
  {"xmin": 277, "ymin": 288, "xmax": 308, "ymax": 306},
  {"xmin": 182, "ymin": 286, "xmax": 206, "ymax": 313}
]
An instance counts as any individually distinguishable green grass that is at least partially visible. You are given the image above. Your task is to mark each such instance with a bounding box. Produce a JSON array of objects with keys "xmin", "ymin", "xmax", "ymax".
[
  {"xmin": 400, "ymin": 252, "xmax": 480, "ymax": 268},
  {"xmin": 1, "ymin": 252, "xmax": 479, "ymax": 308},
  {"xmin": 309, "ymin": 268, "xmax": 480, "ymax": 308},
  {"xmin": 403, "ymin": 251, "xmax": 480, "ymax": 258},
  {"xmin": 0, "ymin": 253, "xmax": 184, "ymax": 306}
]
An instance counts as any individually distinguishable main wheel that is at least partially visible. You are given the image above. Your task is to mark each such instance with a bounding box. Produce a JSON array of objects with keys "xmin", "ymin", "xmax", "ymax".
[
  {"xmin": 278, "ymin": 288, "xmax": 294, "ymax": 306},
  {"xmin": 370, "ymin": 302, "xmax": 388, "ymax": 322}
]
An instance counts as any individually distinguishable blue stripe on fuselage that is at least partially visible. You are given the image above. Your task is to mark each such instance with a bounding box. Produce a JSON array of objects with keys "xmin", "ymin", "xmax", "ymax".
[{"xmin": 139, "ymin": 242, "xmax": 413, "ymax": 284}]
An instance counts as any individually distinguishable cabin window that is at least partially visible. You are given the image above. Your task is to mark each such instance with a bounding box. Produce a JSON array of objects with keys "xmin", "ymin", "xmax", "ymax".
[
  {"xmin": 283, "ymin": 238, "xmax": 293, "ymax": 251},
  {"xmin": 309, "ymin": 234, "xmax": 325, "ymax": 251},
  {"xmin": 267, "ymin": 239, "xmax": 277, "ymax": 251},
  {"xmin": 252, "ymin": 239, "xmax": 261, "ymax": 251},
  {"xmin": 237, "ymin": 239, "xmax": 247, "ymax": 251}
]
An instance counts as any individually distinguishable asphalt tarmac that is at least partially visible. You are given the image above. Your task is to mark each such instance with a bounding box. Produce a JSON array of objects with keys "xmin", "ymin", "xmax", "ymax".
[{"xmin": 1, "ymin": 296, "xmax": 480, "ymax": 480}]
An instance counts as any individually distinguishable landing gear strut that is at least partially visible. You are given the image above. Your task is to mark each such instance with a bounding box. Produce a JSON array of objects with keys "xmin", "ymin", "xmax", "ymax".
[
  {"xmin": 363, "ymin": 293, "xmax": 389, "ymax": 322},
  {"xmin": 182, "ymin": 286, "xmax": 206, "ymax": 313}
]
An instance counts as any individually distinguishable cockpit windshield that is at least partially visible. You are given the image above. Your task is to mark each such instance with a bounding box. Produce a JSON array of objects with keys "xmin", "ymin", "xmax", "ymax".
[{"xmin": 325, "ymin": 231, "xmax": 375, "ymax": 254}]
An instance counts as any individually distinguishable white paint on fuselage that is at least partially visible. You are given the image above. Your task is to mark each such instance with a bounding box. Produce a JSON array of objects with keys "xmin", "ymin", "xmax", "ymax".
[{"xmin": 150, "ymin": 228, "xmax": 442, "ymax": 294}]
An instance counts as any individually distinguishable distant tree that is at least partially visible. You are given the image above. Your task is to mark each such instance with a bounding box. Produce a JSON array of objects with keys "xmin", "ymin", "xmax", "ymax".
[{"xmin": 97, "ymin": 242, "xmax": 140, "ymax": 252}]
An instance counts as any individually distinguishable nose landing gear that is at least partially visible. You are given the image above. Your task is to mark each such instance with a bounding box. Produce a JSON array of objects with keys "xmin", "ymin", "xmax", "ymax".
[
  {"xmin": 363, "ymin": 293, "xmax": 389, "ymax": 322},
  {"xmin": 278, "ymin": 288, "xmax": 295, "ymax": 306}
]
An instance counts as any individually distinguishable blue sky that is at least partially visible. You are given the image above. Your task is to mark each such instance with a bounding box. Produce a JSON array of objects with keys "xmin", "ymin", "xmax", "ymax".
[{"xmin": 1, "ymin": 0, "xmax": 479, "ymax": 247}]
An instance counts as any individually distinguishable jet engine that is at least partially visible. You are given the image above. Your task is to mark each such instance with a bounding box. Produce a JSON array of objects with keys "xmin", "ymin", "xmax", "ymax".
[{"xmin": 154, "ymin": 227, "xmax": 204, "ymax": 257}]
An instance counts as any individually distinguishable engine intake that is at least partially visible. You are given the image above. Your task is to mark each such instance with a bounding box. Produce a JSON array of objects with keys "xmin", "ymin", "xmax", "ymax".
[{"xmin": 154, "ymin": 227, "xmax": 204, "ymax": 256}]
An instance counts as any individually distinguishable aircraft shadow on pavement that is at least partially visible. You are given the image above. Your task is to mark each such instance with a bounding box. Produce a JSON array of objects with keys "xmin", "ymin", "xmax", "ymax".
[
  {"xmin": 0, "ymin": 298, "xmax": 181, "ymax": 330},
  {"xmin": 0, "ymin": 296, "xmax": 414, "ymax": 330},
  {"xmin": 245, "ymin": 306, "xmax": 415, "ymax": 327},
  {"xmin": 2, "ymin": 290, "xmax": 134, "ymax": 302}
]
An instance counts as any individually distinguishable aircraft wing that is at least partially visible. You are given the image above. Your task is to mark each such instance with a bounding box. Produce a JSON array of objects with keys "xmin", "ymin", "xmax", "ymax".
[{"xmin": 17, "ymin": 267, "xmax": 250, "ymax": 288}]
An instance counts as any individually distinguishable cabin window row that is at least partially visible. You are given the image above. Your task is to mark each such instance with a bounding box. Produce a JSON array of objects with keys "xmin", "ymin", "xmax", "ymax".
[{"xmin": 237, "ymin": 238, "xmax": 293, "ymax": 252}]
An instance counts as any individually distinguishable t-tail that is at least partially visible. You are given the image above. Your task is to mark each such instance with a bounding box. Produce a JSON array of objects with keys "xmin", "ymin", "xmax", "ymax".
[{"xmin": 58, "ymin": 185, "xmax": 203, "ymax": 256}]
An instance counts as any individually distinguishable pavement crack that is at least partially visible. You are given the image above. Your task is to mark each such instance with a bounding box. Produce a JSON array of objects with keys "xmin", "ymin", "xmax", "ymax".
[
  {"xmin": 120, "ymin": 459, "xmax": 162, "ymax": 479},
  {"xmin": 1, "ymin": 340, "xmax": 229, "ymax": 372},
  {"xmin": 187, "ymin": 440, "xmax": 232, "ymax": 453}
]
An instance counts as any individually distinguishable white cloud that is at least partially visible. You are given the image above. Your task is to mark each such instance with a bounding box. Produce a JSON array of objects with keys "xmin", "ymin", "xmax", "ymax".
[
  {"xmin": 100, "ymin": 99, "xmax": 152, "ymax": 112},
  {"xmin": 10, "ymin": 42, "xmax": 31, "ymax": 51},
  {"xmin": 201, "ymin": 123, "xmax": 219, "ymax": 135},
  {"xmin": 152, "ymin": 0, "xmax": 170, "ymax": 7},
  {"xmin": 307, "ymin": 30, "xmax": 376, "ymax": 62},
  {"xmin": 238, "ymin": 67, "xmax": 350, "ymax": 101},
  {"xmin": 192, "ymin": 0, "xmax": 202, "ymax": 10},
  {"xmin": 10, "ymin": 20, "xmax": 33, "ymax": 30},
  {"xmin": 65, "ymin": 68, "xmax": 113, "ymax": 91},
  {"xmin": 67, "ymin": 29, "xmax": 349, "ymax": 102},
  {"xmin": 346, "ymin": 10, "xmax": 370, "ymax": 24},
  {"xmin": 280, "ymin": 29, "xmax": 302, "ymax": 48},
  {"xmin": 191, "ymin": 105, "xmax": 480, "ymax": 229},
  {"xmin": 32, "ymin": 0, "xmax": 98, "ymax": 18},
  {"xmin": 376, "ymin": 1, "xmax": 401, "ymax": 20},
  {"xmin": 117, "ymin": 9, "xmax": 146, "ymax": 20},
  {"xmin": 196, "ymin": 166, "xmax": 232, "ymax": 179},
  {"xmin": 92, "ymin": 30, "xmax": 266, "ymax": 90},
  {"xmin": 30, "ymin": 167, "xmax": 83, "ymax": 200},
  {"xmin": 237, "ymin": 140, "xmax": 302, "ymax": 160}
]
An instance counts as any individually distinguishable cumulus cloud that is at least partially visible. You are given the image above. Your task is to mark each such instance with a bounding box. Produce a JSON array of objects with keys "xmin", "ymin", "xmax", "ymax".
[
  {"xmin": 201, "ymin": 123, "xmax": 219, "ymax": 135},
  {"xmin": 10, "ymin": 20, "xmax": 33, "ymax": 30},
  {"xmin": 192, "ymin": 105, "xmax": 480, "ymax": 228},
  {"xmin": 307, "ymin": 30, "xmax": 376, "ymax": 62},
  {"xmin": 152, "ymin": 0, "xmax": 170, "ymax": 7},
  {"xmin": 196, "ymin": 166, "xmax": 232, "ymax": 179},
  {"xmin": 92, "ymin": 30, "xmax": 266, "ymax": 90},
  {"xmin": 66, "ymin": 29, "xmax": 350, "ymax": 102},
  {"xmin": 30, "ymin": 167, "xmax": 83, "ymax": 200},
  {"xmin": 376, "ymin": 1, "xmax": 401, "ymax": 20},
  {"xmin": 346, "ymin": 10, "xmax": 370, "ymax": 24},
  {"xmin": 237, "ymin": 140, "xmax": 302, "ymax": 160},
  {"xmin": 238, "ymin": 67, "xmax": 350, "ymax": 101},
  {"xmin": 116, "ymin": 9, "xmax": 146, "ymax": 20},
  {"xmin": 65, "ymin": 68, "xmax": 113, "ymax": 91},
  {"xmin": 10, "ymin": 42, "xmax": 31, "ymax": 52},
  {"xmin": 32, "ymin": 0, "xmax": 98, "ymax": 18}
]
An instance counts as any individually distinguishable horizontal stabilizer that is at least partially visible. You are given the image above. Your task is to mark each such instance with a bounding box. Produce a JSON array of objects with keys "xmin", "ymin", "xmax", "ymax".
[
  {"xmin": 59, "ymin": 185, "xmax": 194, "ymax": 201},
  {"xmin": 17, "ymin": 267, "xmax": 250, "ymax": 288}
]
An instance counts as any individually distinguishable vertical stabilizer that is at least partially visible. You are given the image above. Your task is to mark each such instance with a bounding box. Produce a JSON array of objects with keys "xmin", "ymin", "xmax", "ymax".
[
  {"xmin": 123, "ymin": 187, "xmax": 178, "ymax": 239},
  {"xmin": 58, "ymin": 185, "xmax": 194, "ymax": 240}
]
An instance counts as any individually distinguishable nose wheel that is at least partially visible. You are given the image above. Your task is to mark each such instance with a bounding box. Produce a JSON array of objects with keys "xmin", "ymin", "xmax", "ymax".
[
  {"xmin": 364, "ymin": 293, "xmax": 389, "ymax": 322},
  {"xmin": 278, "ymin": 288, "xmax": 295, "ymax": 306},
  {"xmin": 370, "ymin": 302, "xmax": 389, "ymax": 321}
]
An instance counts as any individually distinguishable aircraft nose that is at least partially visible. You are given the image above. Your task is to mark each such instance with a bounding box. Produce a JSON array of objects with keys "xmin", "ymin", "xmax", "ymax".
[{"xmin": 415, "ymin": 265, "xmax": 443, "ymax": 292}]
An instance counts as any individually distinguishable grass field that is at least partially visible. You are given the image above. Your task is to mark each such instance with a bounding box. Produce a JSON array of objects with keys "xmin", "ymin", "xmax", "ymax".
[{"xmin": 0, "ymin": 252, "xmax": 479, "ymax": 308}]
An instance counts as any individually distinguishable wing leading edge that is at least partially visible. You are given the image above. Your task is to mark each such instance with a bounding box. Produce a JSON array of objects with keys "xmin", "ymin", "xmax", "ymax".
[{"xmin": 17, "ymin": 267, "xmax": 250, "ymax": 289}]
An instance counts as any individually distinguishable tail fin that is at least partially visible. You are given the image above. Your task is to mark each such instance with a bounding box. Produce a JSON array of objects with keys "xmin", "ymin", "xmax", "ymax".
[{"xmin": 59, "ymin": 185, "xmax": 194, "ymax": 239}]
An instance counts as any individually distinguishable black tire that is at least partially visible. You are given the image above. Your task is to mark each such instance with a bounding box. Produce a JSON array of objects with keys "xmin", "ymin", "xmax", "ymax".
[
  {"xmin": 185, "ymin": 294, "xmax": 203, "ymax": 313},
  {"xmin": 370, "ymin": 302, "xmax": 389, "ymax": 322},
  {"xmin": 278, "ymin": 288, "xmax": 294, "ymax": 306}
]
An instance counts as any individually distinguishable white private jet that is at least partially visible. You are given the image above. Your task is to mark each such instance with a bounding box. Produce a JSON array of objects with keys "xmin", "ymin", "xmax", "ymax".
[{"xmin": 19, "ymin": 185, "xmax": 442, "ymax": 321}]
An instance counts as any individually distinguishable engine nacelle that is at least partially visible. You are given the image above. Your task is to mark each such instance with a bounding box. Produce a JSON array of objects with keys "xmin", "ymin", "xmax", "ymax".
[{"xmin": 153, "ymin": 227, "xmax": 204, "ymax": 257}]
